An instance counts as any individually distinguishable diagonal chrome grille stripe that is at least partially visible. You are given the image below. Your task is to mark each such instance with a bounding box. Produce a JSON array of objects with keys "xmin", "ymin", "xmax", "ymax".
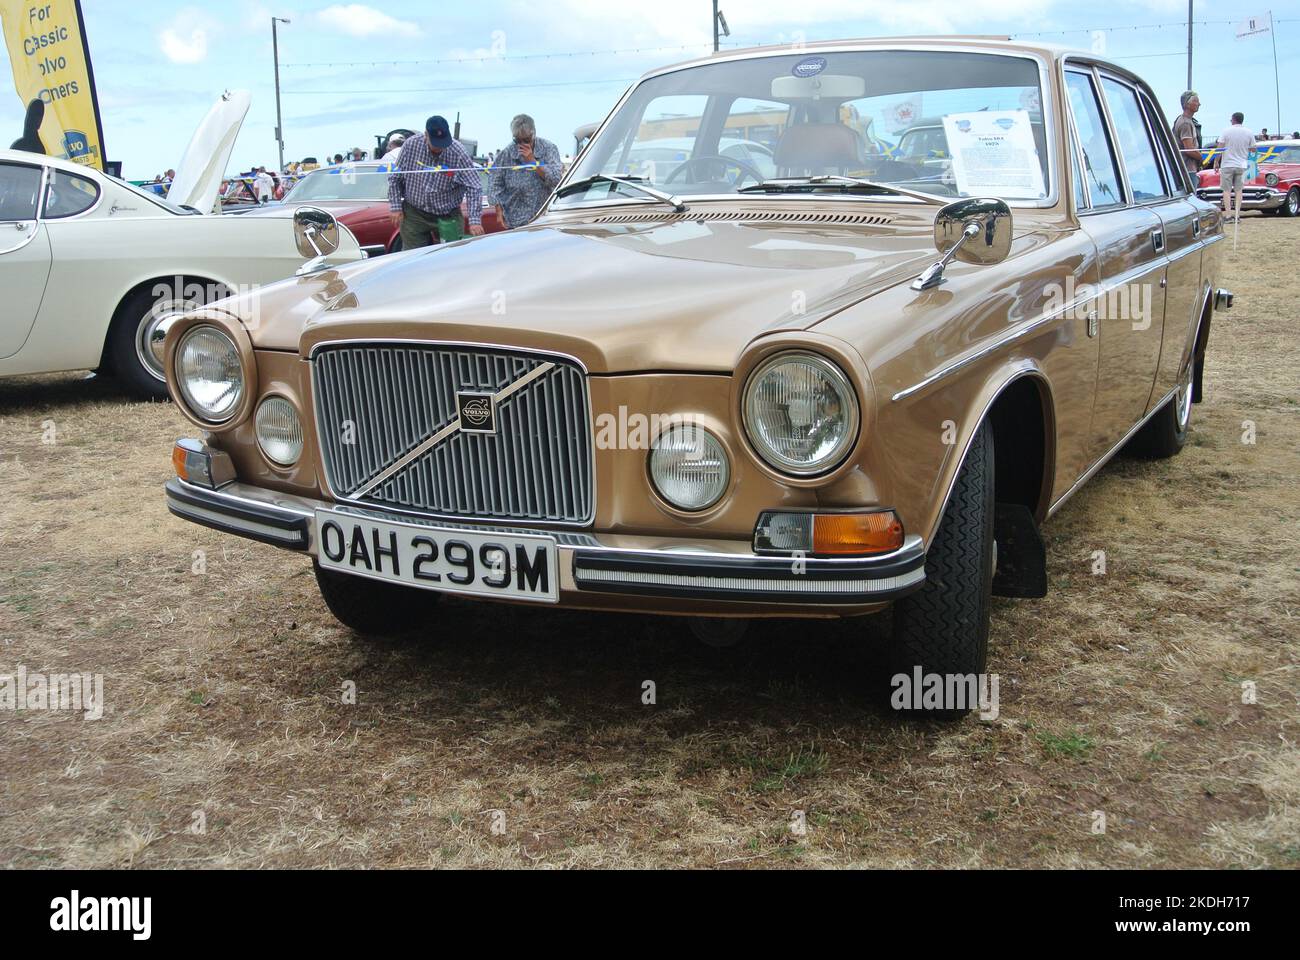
[{"xmin": 348, "ymin": 361, "xmax": 556, "ymax": 499}]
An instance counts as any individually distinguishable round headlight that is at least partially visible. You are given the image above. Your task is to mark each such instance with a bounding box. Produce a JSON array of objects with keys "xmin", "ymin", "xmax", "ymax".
[
  {"xmin": 177, "ymin": 326, "xmax": 244, "ymax": 423},
  {"xmin": 649, "ymin": 425, "xmax": 729, "ymax": 511},
  {"xmin": 1265, "ymin": 172, "xmax": 1279, "ymax": 186},
  {"xmin": 255, "ymin": 396, "xmax": 304, "ymax": 466},
  {"xmin": 743, "ymin": 352, "xmax": 859, "ymax": 475}
]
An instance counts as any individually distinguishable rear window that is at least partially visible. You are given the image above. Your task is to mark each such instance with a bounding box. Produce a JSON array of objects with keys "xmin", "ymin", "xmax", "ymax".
[{"xmin": 44, "ymin": 169, "xmax": 100, "ymax": 218}]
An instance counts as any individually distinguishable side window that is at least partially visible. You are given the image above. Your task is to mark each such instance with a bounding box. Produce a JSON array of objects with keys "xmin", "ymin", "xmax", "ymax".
[
  {"xmin": 1065, "ymin": 70, "xmax": 1123, "ymax": 208},
  {"xmin": 1070, "ymin": 135, "xmax": 1088, "ymax": 210},
  {"xmin": 1139, "ymin": 90, "xmax": 1187, "ymax": 194},
  {"xmin": 43, "ymin": 170, "xmax": 100, "ymax": 219},
  {"xmin": 0, "ymin": 163, "xmax": 43, "ymax": 221},
  {"xmin": 1101, "ymin": 77, "xmax": 1166, "ymax": 201}
]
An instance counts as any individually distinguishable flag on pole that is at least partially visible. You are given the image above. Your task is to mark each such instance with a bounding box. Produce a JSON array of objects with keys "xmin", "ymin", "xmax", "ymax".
[{"xmin": 1235, "ymin": 12, "xmax": 1273, "ymax": 40}]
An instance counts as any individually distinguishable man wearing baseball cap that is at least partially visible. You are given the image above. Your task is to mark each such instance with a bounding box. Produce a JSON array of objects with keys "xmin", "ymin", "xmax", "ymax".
[{"xmin": 387, "ymin": 115, "xmax": 485, "ymax": 249}]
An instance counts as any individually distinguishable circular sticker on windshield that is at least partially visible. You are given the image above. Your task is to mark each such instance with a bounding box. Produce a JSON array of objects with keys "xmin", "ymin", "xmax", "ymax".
[{"xmin": 791, "ymin": 56, "xmax": 827, "ymax": 78}]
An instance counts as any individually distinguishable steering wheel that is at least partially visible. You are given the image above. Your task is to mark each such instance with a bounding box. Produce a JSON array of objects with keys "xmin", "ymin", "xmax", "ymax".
[{"xmin": 664, "ymin": 155, "xmax": 765, "ymax": 188}]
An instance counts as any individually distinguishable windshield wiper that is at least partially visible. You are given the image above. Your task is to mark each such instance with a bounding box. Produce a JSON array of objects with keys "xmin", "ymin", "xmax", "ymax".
[
  {"xmin": 555, "ymin": 174, "xmax": 688, "ymax": 212},
  {"xmin": 739, "ymin": 175, "xmax": 947, "ymax": 205}
]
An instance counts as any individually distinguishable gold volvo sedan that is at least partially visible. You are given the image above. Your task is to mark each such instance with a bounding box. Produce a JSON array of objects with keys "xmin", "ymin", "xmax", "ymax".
[{"xmin": 162, "ymin": 38, "xmax": 1231, "ymax": 710}]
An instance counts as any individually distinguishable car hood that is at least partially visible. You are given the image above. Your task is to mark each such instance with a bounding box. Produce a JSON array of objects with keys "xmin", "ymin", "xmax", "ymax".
[
  {"xmin": 220, "ymin": 213, "xmax": 942, "ymax": 373},
  {"xmin": 237, "ymin": 199, "xmax": 385, "ymax": 220},
  {"xmin": 168, "ymin": 90, "xmax": 252, "ymax": 215}
]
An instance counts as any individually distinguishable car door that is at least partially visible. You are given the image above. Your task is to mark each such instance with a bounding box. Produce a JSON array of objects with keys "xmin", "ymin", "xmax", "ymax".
[
  {"xmin": 1128, "ymin": 82, "xmax": 1208, "ymax": 404},
  {"xmin": 0, "ymin": 160, "xmax": 52, "ymax": 359},
  {"xmin": 1066, "ymin": 65, "xmax": 1168, "ymax": 458}
]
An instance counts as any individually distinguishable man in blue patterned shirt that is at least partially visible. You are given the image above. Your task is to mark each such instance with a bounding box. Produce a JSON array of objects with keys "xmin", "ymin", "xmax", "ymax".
[
  {"xmin": 488, "ymin": 114, "xmax": 563, "ymax": 229},
  {"xmin": 387, "ymin": 115, "xmax": 484, "ymax": 249}
]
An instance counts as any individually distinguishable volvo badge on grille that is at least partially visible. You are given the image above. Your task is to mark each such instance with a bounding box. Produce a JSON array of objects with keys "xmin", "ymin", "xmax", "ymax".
[{"xmin": 457, "ymin": 391, "xmax": 496, "ymax": 434}]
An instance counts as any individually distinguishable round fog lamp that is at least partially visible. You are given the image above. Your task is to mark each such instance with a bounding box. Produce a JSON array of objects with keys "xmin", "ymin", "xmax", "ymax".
[
  {"xmin": 177, "ymin": 325, "xmax": 244, "ymax": 423},
  {"xmin": 650, "ymin": 425, "xmax": 729, "ymax": 511},
  {"xmin": 255, "ymin": 396, "xmax": 304, "ymax": 466}
]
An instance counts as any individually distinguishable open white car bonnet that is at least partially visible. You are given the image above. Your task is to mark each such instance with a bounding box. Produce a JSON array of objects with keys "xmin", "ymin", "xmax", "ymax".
[{"xmin": 167, "ymin": 90, "xmax": 252, "ymax": 214}]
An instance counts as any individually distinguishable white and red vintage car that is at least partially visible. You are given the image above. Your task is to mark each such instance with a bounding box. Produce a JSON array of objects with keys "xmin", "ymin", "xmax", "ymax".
[{"xmin": 1196, "ymin": 139, "xmax": 1300, "ymax": 216}]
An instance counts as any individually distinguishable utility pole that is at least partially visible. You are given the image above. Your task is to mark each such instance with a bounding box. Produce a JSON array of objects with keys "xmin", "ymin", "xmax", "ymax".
[
  {"xmin": 272, "ymin": 16, "xmax": 290, "ymax": 173},
  {"xmin": 1186, "ymin": 1, "xmax": 1193, "ymax": 90},
  {"xmin": 712, "ymin": 3, "xmax": 729, "ymax": 53}
]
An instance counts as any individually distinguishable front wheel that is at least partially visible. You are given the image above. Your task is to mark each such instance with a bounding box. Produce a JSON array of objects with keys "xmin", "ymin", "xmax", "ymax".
[
  {"xmin": 107, "ymin": 283, "xmax": 214, "ymax": 399},
  {"xmin": 1285, "ymin": 188, "xmax": 1300, "ymax": 217},
  {"xmin": 887, "ymin": 420, "xmax": 995, "ymax": 718},
  {"xmin": 313, "ymin": 562, "xmax": 441, "ymax": 636}
]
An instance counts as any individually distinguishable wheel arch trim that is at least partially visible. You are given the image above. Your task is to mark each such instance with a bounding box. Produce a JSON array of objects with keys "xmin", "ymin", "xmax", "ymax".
[{"xmin": 925, "ymin": 364, "xmax": 1058, "ymax": 546}]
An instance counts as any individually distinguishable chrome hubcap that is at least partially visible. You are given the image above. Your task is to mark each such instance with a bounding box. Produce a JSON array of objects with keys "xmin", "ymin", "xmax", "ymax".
[{"xmin": 135, "ymin": 300, "xmax": 195, "ymax": 382}]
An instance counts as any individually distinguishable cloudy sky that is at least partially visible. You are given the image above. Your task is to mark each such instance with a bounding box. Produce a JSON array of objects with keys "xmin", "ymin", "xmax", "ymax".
[{"xmin": 3, "ymin": 1, "xmax": 1297, "ymax": 178}]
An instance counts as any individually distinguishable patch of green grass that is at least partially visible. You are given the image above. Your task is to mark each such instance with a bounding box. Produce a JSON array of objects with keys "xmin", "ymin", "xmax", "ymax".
[
  {"xmin": 1036, "ymin": 729, "xmax": 1094, "ymax": 760},
  {"xmin": 737, "ymin": 744, "xmax": 829, "ymax": 793},
  {"xmin": 1145, "ymin": 743, "xmax": 1166, "ymax": 762},
  {"xmin": 1, "ymin": 593, "xmax": 37, "ymax": 613},
  {"xmin": 576, "ymin": 771, "xmax": 606, "ymax": 799}
]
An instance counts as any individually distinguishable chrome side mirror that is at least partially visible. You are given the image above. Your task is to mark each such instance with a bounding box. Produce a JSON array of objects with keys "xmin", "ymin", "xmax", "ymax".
[
  {"xmin": 294, "ymin": 206, "xmax": 340, "ymax": 275},
  {"xmin": 912, "ymin": 198, "xmax": 1013, "ymax": 291}
]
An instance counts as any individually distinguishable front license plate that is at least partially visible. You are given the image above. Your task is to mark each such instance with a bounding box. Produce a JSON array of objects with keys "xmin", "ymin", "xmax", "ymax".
[{"xmin": 315, "ymin": 510, "xmax": 559, "ymax": 603}]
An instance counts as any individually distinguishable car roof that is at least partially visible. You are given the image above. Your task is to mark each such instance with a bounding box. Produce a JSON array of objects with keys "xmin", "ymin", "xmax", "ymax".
[
  {"xmin": 639, "ymin": 35, "xmax": 1122, "ymax": 82},
  {"xmin": 0, "ymin": 148, "xmax": 107, "ymax": 179}
]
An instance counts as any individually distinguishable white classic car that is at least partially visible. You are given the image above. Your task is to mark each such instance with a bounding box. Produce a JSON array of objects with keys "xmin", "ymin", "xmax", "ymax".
[{"xmin": 0, "ymin": 148, "xmax": 364, "ymax": 398}]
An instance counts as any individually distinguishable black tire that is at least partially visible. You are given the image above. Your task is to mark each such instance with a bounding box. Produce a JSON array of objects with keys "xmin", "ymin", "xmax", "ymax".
[
  {"xmin": 887, "ymin": 420, "xmax": 995, "ymax": 718},
  {"xmin": 1127, "ymin": 372, "xmax": 1192, "ymax": 460},
  {"xmin": 1283, "ymin": 188, "xmax": 1300, "ymax": 217},
  {"xmin": 106, "ymin": 282, "xmax": 213, "ymax": 400},
  {"xmin": 313, "ymin": 562, "xmax": 441, "ymax": 636}
]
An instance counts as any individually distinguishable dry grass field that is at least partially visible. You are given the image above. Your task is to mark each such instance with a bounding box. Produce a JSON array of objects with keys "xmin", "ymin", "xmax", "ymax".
[{"xmin": 1, "ymin": 216, "xmax": 1296, "ymax": 869}]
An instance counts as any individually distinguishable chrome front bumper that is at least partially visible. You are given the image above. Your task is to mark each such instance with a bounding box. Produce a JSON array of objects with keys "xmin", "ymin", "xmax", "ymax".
[
  {"xmin": 1196, "ymin": 186, "xmax": 1286, "ymax": 209},
  {"xmin": 165, "ymin": 478, "xmax": 926, "ymax": 607}
]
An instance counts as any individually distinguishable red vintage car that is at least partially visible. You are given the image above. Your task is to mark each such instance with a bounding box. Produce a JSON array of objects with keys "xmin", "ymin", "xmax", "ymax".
[
  {"xmin": 265, "ymin": 161, "xmax": 504, "ymax": 255},
  {"xmin": 1196, "ymin": 139, "xmax": 1300, "ymax": 216}
]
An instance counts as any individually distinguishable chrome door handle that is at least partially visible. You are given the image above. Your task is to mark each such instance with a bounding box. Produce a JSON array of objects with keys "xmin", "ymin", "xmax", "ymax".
[
  {"xmin": 1151, "ymin": 229, "xmax": 1165, "ymax": 253},
  {"xmin": 1192, "ymin": 219, "xmax": 1201, "ymax": 238}
]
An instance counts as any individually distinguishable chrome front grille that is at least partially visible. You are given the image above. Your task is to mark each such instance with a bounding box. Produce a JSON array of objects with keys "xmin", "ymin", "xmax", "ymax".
[{"xmin": 312, "ymin": 343, "xmax": 594, "ymax": 525}]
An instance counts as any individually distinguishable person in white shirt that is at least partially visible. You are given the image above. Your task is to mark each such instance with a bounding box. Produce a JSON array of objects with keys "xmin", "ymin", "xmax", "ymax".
[
  {"xmin": 253, "ymin": 167, "xmax": 275, "ymax": 204},
  {"xmin": 381, "ymin": 134, "xmax": 406, "ymax": 162},
  {"xmin": 1216, "ymin": 113, "xmax": 1258, "ymax": 222}
]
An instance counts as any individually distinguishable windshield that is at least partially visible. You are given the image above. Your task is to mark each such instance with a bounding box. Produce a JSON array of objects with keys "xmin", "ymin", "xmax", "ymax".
[
  {"xmin": 557, "ymin": 49, "xmax": 1050, "ymax": 207},
  {"xmin": 285, "ymin": 164, "xmax": 391, "ymax": 202}
]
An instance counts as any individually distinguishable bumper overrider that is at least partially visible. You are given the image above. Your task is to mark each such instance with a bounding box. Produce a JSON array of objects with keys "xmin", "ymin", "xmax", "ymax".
[{"xmin": 164, "ymin": 472, "xmax": 927, "ymax": 611}]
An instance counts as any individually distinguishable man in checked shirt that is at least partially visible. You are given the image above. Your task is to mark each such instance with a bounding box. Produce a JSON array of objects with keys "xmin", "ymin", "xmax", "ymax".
[{"xmin": 387, "ymin": 115, "xmax": 485, "ymax": 250}]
